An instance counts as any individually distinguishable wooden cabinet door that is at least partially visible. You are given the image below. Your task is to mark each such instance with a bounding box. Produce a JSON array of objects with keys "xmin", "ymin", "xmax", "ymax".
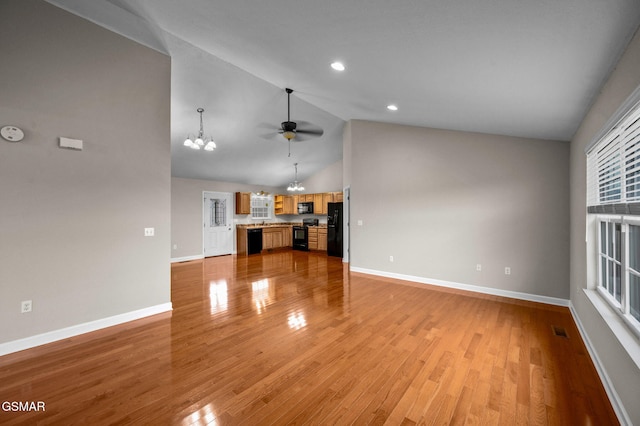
[
  {"xmin": 262, "ymin": 231, "xmax": 273, "ymax": 249},
  {"xmin": 235, "ymin": 192, "xmax": 251, "ymax": 214},
  {"xmin": 283, "ymin": 196, "xmax": 294, "ymax": 214},
  {"xmin": 332, "ymin": 192, "xmax": 343, "ymax": 202},
  {"xmin": 318, "ymin": 229, "xmax": 327, "ymax": 251},
  {"xmin": 308, "ymin": 228, "xmax": 318, "ymax": 250},
  {"xmin": 313, "ymin": 193, "xmax": 323, "ymax": 214},
  {"xmin": 284, "ymin": 227, "xmax": 292, "ymax": 246},
  {"xmin": 273, "ymin": 231, "xmax": 283, "ymax": 248},
  {"xmin": 322, "ymin": 193, "xmax": 333, "ymax": 215},
  {"xmin": 292, "ymin": 195, "xmax": 299, "ymax": 215}
]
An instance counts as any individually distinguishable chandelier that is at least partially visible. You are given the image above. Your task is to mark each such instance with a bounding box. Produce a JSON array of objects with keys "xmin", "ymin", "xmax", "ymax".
[
  {"xmin": 183, "ymin": 108, "xmax": 216, "ymax": 151},
  {"xmin": 287, "ymin": 163, "xmax": 305, "ymax": 192}
]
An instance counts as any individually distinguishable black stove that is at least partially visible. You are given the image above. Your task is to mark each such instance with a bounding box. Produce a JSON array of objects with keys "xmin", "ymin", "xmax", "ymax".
[{"xmin": 292, "ymin": 218, "xmax": 318, "ymax": 251}]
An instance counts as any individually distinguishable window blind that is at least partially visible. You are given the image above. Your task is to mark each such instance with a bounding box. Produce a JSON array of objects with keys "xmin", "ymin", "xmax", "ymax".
[{"xmin": 587, "ymin": 98, "xmax": 640, "ymax": 214}]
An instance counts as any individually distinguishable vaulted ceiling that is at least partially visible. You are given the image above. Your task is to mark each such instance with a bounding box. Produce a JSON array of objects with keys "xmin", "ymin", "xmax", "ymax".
[{"xmin": 48, "ymin": 0, "xmax": 640, "ymax": 187}]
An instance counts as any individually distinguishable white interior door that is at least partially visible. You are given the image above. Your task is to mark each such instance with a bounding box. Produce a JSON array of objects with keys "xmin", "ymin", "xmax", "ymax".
[{"xmin": 203, "ymin": 191, "xmax": 233, "ymax": 257}]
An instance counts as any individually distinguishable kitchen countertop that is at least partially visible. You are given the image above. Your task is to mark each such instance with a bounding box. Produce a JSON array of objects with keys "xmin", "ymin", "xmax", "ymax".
[{"xmin": 236, "ymin": 223, "xmax": 327, "ymax": 229}]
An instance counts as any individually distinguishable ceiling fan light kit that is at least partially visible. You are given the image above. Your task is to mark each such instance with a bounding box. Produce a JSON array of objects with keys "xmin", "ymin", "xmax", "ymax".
[{"xmin": 184, "ymin": 108, "xmax": 216, "ymax": 151}]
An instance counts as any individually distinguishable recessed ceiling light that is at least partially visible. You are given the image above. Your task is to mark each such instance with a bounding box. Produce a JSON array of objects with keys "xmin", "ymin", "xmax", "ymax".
[
  {"xmin": 387, "ymin": 104, "xmax": 398, "ymax": 111},
  {"xmin": 331, "ymin": 62, "xmax": 345, "ymax": 71}
]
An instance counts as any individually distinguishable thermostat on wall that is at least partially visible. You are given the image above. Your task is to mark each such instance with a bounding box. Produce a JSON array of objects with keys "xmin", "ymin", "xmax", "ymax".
[{"xmin": 1, "ymin": 126, "xmax": 24, "ymax": 142}]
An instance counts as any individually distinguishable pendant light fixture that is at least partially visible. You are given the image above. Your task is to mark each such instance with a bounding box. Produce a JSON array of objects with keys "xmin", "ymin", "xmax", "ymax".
[
  {"xmin": 287, "ymin": 163, "xmax": 305, "ymax": 192},
  {"xmin": 183, "ymin": 108, "xmax": 217, "ymax": 151}
]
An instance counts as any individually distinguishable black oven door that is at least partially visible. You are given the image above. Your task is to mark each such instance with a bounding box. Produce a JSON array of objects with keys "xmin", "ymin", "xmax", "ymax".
[{"xmin": 292, "ymin": 226, "xmax": 308, "ymax": 251}]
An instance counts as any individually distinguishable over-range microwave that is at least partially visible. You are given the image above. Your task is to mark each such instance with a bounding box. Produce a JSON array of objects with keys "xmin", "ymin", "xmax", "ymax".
[{"xmin": 298, "ymin": 201, "xmax": 314, "ymax": 214}]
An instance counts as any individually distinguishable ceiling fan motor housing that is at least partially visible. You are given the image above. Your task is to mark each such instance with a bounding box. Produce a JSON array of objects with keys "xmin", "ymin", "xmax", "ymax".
[{"xmin": 281, "ymin": 121, "xmax": 297, "ymax": 132}]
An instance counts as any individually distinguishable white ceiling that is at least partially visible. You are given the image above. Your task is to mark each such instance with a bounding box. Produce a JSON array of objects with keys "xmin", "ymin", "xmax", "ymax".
[{"xmin": 48, "ymin": 0, "xmax": 640, "ymax": 187}]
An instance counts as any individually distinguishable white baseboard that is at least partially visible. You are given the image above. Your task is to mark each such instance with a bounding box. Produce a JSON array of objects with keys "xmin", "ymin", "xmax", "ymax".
[
  {"xmin": 0, "ymin": 303, "xmax": 173, "ymax": 357},
  {"xmin": 569, "ymin": 301, "xmax": 631, "ymax": 426},
  {"xmin": 349, "ymin": 267, "xmax": 570, "ymax": 307},
  {"xmin": 171, "ymin": 254, "xmax": 204, "ymax": 263}
]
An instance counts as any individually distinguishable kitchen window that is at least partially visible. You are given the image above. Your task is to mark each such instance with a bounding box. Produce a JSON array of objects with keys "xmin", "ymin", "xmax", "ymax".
[
  {"xmin": 587, "ymin": 88, "xmax": 640, "ymax": 338},
  {"xmin": 251, "ymin": 195, "xmax": 272, "ymax": 220}
]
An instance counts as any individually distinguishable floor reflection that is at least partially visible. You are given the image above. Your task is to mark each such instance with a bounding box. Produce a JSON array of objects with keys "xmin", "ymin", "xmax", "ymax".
[
  {"xmin": 208, "ymin": 280, "xmax": 228, "ymax": 314},
  {"xmin": 173, "ymin": 251, "xmax": 348, "ymax": 319},
  {"xmin": 251, "ymin": 278, "xmax": 272, "ymax": 314},
  {"xmin": 287, "ymin": 311, "xmax": 307, "ymax": 330},
  {"xmin": 179, "ymin": 402, "xmax": 218, "ymax": 425}
]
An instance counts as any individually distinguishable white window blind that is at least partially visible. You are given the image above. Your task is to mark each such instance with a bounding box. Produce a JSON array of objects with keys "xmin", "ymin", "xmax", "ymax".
[
  {"xmin": 623, "ymin": 114, "xmax": 640, "ymax": 201},
  {"xmin": 587, "ymin": 99, "xmax": 640, "ymax": 212}
]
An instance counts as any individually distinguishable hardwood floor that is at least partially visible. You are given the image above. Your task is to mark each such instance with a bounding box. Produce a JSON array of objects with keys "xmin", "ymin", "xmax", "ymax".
[{"xmin": 0, "ymin": 251, "xmax": 618, "ymax": 425}]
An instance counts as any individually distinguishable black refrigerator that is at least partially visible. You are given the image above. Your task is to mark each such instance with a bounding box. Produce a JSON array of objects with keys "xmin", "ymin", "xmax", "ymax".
[{"xmin": 327, "ymin": 202, "xmax": 343, "ymax": 257}]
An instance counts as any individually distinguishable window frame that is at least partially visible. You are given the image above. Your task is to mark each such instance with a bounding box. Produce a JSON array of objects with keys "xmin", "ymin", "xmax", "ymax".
[
  {"xmin": 250, "ymin": 194, "xmax": 272, "ymax": 220},
  {"xmin": 595, "ymin": 215, "xmax": 640, "ymax": 340},
  {"xmin": 588, "ymin": 84, "xmax": 640, "ymax": 342}
]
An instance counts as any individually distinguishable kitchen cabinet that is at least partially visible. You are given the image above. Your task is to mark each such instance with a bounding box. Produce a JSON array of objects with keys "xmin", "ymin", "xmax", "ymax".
[
  {"xmin": 235, "ymin": 192, "xmax": 251, "ymax": 214},
  {"xmin": 262, "ymin": 226, "xmax": 289, "ymax": 250},
  {"xmin": 284, "ymin": 196, "xmax": 294, "ymax": 214},
  {"xmin": 274, "ymin": 195, "xmax": 284, "ymax": 215},
  {"xmin": 238, "ymin": 225, "xmax": 292, "ymax": 254},
  {"xmin": 284, "ymin": 226, "xmax": 292, "ymax": 246},
  {"xmin": 313, "ymin": 193, "xmax": 324, "ymax": 214},
  {"xmin": 275, "ymin": 194, "xmax": 296, "ymax": 215},
  {"xmin": 308, "ymin": 227, "xmax": 318, "ymax": 250},
  {"xmin": 314, "ymin": 193, "xmax": 338, "ymax": 215},
  {"xmin": 318, "ymin": 228, "xmax": 327, "ymax": 251},
  {"xmin": 275, "ymin": 192, "xmax": 342, "ymax": 216},
  {"xmin": 307, "ymin": 227, "xmax": 327, "ymax": 251}
]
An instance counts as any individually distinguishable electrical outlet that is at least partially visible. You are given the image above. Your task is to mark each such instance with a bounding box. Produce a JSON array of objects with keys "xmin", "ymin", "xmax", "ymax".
[
  {"xmin": 476, "ymin": 264, "xmax": 482, "ymax": 271},
  {"xmin": 144, "ymin": 227, "xmax": 155, "ymax": 237},
  {"xmin": 173, "ymin": 244, "xmax": 178, "ymax": 250},
  {"xmin": 389, "ymin": 255, "xmax": 394, "ymax": 262},
  {"xmin": 505, "ymin": 267, "xmax": 511, "ymax": 275},
  {"xmin": 21, "ymin": 300, "xmax": 32, "ymax": 313}
]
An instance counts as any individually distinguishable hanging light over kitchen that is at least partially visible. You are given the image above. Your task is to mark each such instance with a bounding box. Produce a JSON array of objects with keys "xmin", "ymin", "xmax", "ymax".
[
  {"xmin": 287, "ymin": 163, "xmax": 305, "ymax": 191},
  {"xmin": 183, "ymin": 108, "xmax": 217, "ymax": 151}
]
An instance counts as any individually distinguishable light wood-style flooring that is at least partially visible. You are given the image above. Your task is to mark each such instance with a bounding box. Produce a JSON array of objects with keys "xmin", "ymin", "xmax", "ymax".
[{"xmin": 0, "ymin": 251, "xmax": 618, "ymax": 425}]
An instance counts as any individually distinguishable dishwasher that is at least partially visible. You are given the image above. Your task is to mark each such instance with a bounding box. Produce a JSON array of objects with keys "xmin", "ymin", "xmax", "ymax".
[{"xmin": 247, "ymin": 228, "xmax": 263, "ymax": 255}]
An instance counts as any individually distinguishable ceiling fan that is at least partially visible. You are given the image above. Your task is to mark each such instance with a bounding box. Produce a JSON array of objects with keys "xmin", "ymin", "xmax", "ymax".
[{"xmin": 261, "ymin": 88, "xmax": 324, "ymax": 156}]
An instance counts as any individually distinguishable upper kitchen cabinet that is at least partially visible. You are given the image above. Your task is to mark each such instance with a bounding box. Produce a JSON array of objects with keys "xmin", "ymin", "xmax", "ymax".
[
  {"xmin": 235, "ymin": 192, "xmax": 251, "ymax": 215},
  {"xmin": 274, "ymin": 194, "xmax": 296, "ymax": 215},
  {"xmin": 313, "ymin": 193, "xmax": 324, "ymax": 214},
  {"xmin": 274, "ymin": 192, "xmax": 343, "ymax": 216}
]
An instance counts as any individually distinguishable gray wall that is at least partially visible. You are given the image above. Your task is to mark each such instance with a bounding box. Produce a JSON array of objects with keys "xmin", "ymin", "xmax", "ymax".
[
  {"xmin": 297, "ymin": 159, "xmax": 343, "ymax": 194},
  {"xmin": 569, "ymin": 28, "xmax": 640, "ymax": 424},
  {"xmin": 0, "ymin": 1, "xmax": 171, "ymax": 343},
  {"xmin": 348, "ymin": 120, "xmax": 570, "ymax": 300}
]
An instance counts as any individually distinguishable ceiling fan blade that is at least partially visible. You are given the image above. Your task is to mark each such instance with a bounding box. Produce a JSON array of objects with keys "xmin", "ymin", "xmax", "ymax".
[
  {"xmin": 259, "ymin": 132, "xmax": 280, "ymax": 140},
  {"xmin": 296, "ymin": 128, "xmax": 324, "ymax": 136},
  {"xmin": 256, "ymin": 122, "xmax": 282, "ymax": 140},
  {"xmin": 293, "ymin": 120, "xmax": 323, "ymax": 137}
]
